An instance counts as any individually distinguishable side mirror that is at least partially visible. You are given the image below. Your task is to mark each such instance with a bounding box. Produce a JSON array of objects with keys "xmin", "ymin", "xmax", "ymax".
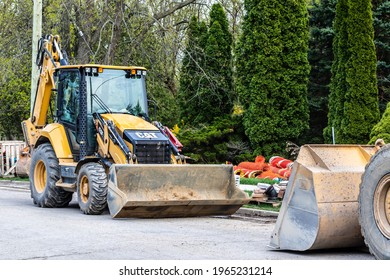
[
  {"xmin": 147, "ymin": 99, "xmax": 158, "ymax": 121},
  {"xmin": 56, "ymin": 109, "xmax": 63, "ymax": 118}
]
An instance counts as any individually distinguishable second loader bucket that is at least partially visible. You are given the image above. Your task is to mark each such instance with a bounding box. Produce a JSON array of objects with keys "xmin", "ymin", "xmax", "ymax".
[
  {"xmin": 107, "ymin": 164, "xmax": 250, "ymax": 218},
  {"xmin": 269, "ymin": 145, "xmax": 376, "ymax": 251}
]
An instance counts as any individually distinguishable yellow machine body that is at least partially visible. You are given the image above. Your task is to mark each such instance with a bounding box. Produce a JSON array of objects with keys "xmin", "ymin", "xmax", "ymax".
[{"xmin": 19, "ymin": 34, "xmax": 249, "ymax": 219}]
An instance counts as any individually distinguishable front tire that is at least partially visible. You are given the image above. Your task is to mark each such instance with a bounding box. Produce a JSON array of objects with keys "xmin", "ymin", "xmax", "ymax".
[
  {"xmin": 30, "ymin": 143, "xmax": 73, "ymax": 207},
  {"xmin": 77, "ymin": 162, "xmax": 108, "ymax": 215},
  {"xmin": 359, "ymin": 145, "xmax": 390, "ymax": 259}
]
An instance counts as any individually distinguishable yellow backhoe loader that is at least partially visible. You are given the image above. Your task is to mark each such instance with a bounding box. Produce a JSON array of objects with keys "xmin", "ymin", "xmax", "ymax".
[
  {"xmin": 19, "ymin": 35, "xmax": 248, "ymax": 218},
  {"xmin": 269, "ymin": 143, "xmax": 390, "ymax": 259}
]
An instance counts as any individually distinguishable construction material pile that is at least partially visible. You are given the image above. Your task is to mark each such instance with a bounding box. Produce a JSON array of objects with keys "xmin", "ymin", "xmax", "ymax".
[
  {"xmin": 233, "ymin": 155, "xmax": 293, "ymax": 181},
  {"xmin": 234, "ymin": 155, "xmax": 294, "ymax": 204},
  {"xmin": 251, "ymin": 180, "xmax": 288, "ymax": 205}
]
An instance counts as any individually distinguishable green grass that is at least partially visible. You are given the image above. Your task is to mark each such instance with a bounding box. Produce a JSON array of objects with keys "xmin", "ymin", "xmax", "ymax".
[
  {"xmin": 0, "ymin": 176, "xmax": 29, "ymax": 181},
  {"xmin": 239, "ymin": 177, "xmax": 278, "ymax": 186},
  {"xmin": 243, "ymin": 202, "xmax": 281, "ymax": 212},
  {"xmin": 244, "ymin": 190, "xmax": 253, "ymax": 197}
]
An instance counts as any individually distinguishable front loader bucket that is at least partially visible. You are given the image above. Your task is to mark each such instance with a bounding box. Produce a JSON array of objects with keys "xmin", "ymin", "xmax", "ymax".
[
  {"xmin": 15, "ymin": 154, "xmax": 30, "ymax": 178},
  {"xmin": 269, "ymin": 145, "xmax": 376, "ymax": 251},
  {"xmin": 107, "ymin": 164, "xmax": 250, "ymax": 218}
]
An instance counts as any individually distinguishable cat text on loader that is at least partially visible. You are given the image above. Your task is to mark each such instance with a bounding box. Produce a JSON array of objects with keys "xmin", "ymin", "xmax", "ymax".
[
  {"xmin": 20, "ymin": 35, "xmax": 249, "ymax": 218},
  {"xmin": 269, "ymin": 142, "xmax": 390, "ymax": 259}
]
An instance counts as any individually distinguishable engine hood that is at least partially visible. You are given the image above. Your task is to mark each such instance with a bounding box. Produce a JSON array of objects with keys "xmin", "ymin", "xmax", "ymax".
[{"xmin": 101, "ymin": 113, "xmax": 158, "ymax": 132}]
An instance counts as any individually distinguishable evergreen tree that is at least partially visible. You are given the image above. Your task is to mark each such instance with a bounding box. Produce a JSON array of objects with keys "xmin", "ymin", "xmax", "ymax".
[
  {"xmin": 177, "ymin": 114, "xmax": 250, "ymax": 164},
  {"xmin": 369, "ymin": 102, "xmax": 390, "ymax": 143},
  {"xmin": 369, "ymin": 1, "xmax": 390, "ymax": 144},
  {"xmin": 201, "ymin": 3, "xmax": 234, "ymax": 123},
  {"xmin": 178, "ymin": 16, "xmax": 208, "ymax": 125},
  {"xmin": 325, "ymin": 0, "xmax": 380, "ymax": 144},
  {"xmin": 176, "ymin": 5, "xmax": 247, "ymax": 163},
  {"xmin": 324, "ymin": 0, "xmax": 349, "ymax": 143},
  {"xmin": 373, "ymin": 0, "xmax": 390, "ymax": 113},
  {"xmin": 342, "ymin": 0, "xmax": 380, "ymax": 143},
  {"xmin": 236, "ymin": 0, "xmax": 310, "ymax": 156},
  {"xmin": 304, "ymin": 0, "xmax": 337, "ymax": 144},
  {"xmin": 179, "ymin": 4, "xmax": 234, "ymax": 125}
]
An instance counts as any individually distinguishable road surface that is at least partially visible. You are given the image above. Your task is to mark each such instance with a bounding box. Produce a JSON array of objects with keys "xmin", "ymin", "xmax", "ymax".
[{"xmin": 0, "ymin": 184, "xmax": 374, "ymax": 260}]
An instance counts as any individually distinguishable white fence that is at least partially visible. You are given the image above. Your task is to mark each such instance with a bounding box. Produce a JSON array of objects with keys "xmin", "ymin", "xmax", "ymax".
[{"xmin": 0, "ymin": 141, "xmax": 26, "ymax": 176}]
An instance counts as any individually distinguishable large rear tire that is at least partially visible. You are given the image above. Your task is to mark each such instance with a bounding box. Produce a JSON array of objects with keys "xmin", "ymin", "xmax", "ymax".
[
  {"xmin": 359, "ymin": 145, "xmax": 390, "ymax": 259},
  {"xmin": 30, "ymin": 143, "xmax": 73, "ymax": 207},
  {"xmin": 77, "ymin": 162, "xmax": 108, "ymax": 215}
]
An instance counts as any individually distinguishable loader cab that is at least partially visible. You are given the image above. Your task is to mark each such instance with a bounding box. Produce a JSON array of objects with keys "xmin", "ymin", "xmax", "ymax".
[{"xmin": 55, "ymin": 65, "xmax": 148, "ymax": 161}]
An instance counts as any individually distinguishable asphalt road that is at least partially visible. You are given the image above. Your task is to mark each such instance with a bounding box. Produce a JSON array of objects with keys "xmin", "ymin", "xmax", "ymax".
[{"xmin": 0, "ymin": 183, "xmax": 374, "ymax": 260}]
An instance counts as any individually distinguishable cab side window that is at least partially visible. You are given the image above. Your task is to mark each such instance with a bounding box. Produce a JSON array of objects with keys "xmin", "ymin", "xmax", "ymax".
[{"xmin": 58, "ymin": 71, "xmax": 80, "ymax": 124}]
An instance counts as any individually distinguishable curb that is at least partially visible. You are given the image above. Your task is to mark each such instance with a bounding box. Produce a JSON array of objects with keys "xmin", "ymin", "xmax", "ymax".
[
  {"xmin": 0, "ymin": 180, "xmax": 29, "ymax": 190},
  {"xmin": 235, "ymin": 207, "xmax": 278, "ymax": 218}
]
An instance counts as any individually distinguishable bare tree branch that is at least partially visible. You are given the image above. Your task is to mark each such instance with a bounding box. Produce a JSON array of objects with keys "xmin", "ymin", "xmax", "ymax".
[
  {"xmin": 152, "ymin": 0, "xmax": 197, "ymax": 21},
  {"xmin": 131, "ymin": 0, "xmax": 197, "ymax": 50}
]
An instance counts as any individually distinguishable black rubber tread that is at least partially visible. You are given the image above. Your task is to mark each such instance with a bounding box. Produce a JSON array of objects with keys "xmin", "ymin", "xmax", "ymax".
[
  {"xmin": 29, "ymin": 143, "xmax": 73, "ymax": 208},
  {"xmin": 359, "ymin": 144, "xmax": 390, "ymax": 259},
  {"xmin": 77, "ymin": 162, "xmax": 108, "ymax": 215}
]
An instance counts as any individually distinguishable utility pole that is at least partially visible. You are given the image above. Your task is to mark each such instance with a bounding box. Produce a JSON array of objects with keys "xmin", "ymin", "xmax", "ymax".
[{"xmin": 31, "ymin": 0, "xmax": 42, "ymax": 115}]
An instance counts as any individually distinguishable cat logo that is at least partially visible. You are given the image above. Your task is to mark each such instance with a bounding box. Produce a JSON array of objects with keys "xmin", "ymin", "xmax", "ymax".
[{"xmin": 135, "ymin": 132, "xmax": 158, "ymax": 139}]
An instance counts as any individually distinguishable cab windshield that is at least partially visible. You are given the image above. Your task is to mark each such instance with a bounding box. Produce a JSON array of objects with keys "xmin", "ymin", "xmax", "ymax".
[{"xmin": 87, "ymin": 68, "xmax": 148, "ymax": 116}]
